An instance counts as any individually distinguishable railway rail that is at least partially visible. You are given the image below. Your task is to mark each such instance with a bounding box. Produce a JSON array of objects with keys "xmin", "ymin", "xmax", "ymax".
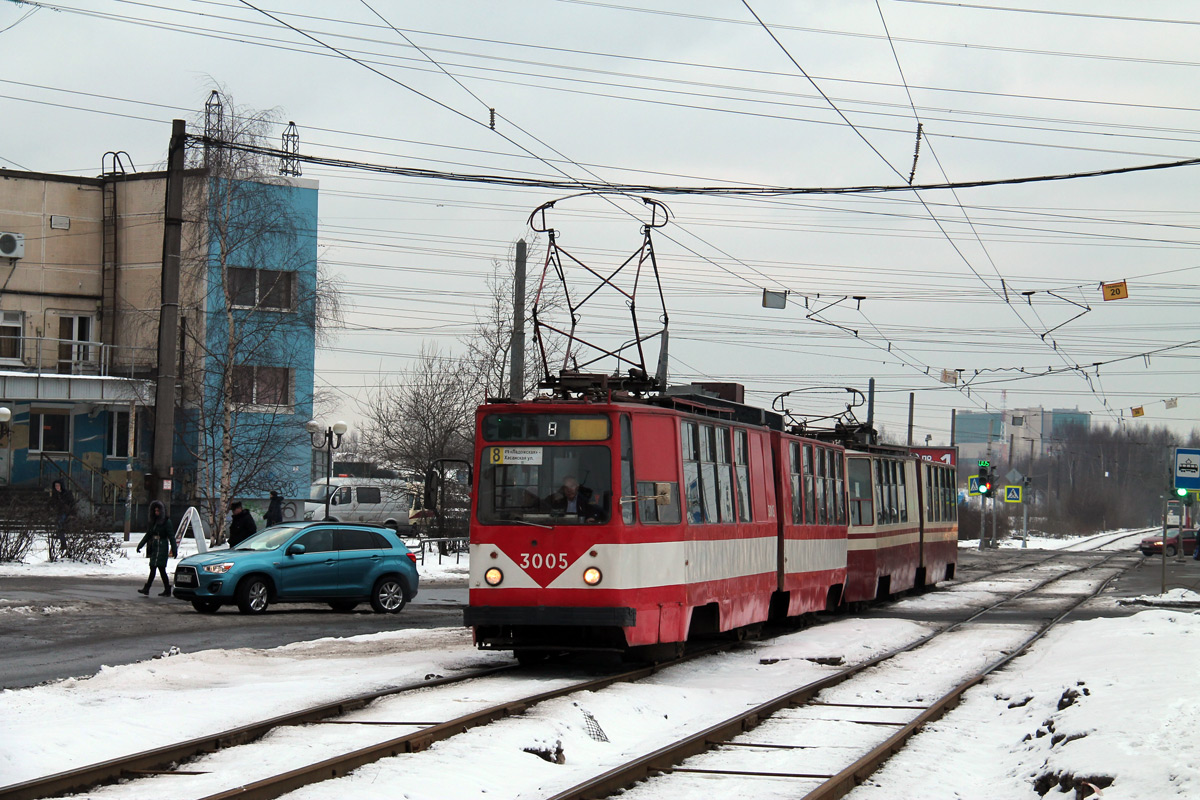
[{"xmin": 2, "ymin": 538, "xmax": 1139, "ymax": 800}]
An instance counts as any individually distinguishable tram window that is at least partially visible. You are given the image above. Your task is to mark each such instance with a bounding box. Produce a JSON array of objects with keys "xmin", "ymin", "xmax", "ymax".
[
  {"xmin": 814, "ymin": 448, "xmax": 827, "ymax": 525},
  {"xmin": 802, "ymin": 444, "xmax": 815, "ymax": 525},
  {"xmin": 847, "ymin": 457, "xmax": 873, "ymax": 527},
  {"xmin": 682, "ymin": 421, "xmax": 704, "ymax": 523},
  {"xmin": 621, "ymin": 415, "xmax": 634, "ymax": 525},
  {"xmin": 789, "ymin": 443, "xmax": 803, "ymax": 524},
  {"xmin": 925, "ymin": 465, "xmax": 935, "ymax": 522},
  {"xmin": 716, "ymin": 428, "xmax": 735, "ymax": 523},
  {"xmin": 638, "ymin": 481, "xmax": 681, "ymax": 524},
  {"xmin": 878, "ymin": 460, "xmax": 888, "ymax": 522},
  {"xmin": 734, "ymin": 429, "xmax": 751, "ymax": 522},
  {"xmin": 699, "ymin": 425, "xmax": 719, "ymax": 523},
  {"xmin": 833, "ymin": 452, "xmax": 846, "ymax": 525},
  {"xmin": 897, "ymin": 462, "xmax": 908, "ymax": 523},
  {"xmin": 477, "ymin": 446, "xmax": 612, "ymax": 525}
]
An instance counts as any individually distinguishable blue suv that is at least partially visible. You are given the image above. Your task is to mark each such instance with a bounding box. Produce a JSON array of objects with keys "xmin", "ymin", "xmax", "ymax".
[{"xmin": 172, "ymin": 522, "xmax": 419, "ymax": 614}]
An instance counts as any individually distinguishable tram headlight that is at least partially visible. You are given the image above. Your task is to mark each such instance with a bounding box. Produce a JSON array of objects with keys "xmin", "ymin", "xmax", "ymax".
[
  {"xmin": 582, "ymin": 567, "xmax": 602, "ymax": 586},
  {"xmin": 484, "ymin": 567, "xmax": 503, "ymax": 586}
]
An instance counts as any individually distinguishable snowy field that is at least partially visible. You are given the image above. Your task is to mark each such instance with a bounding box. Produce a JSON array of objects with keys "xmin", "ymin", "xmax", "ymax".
[{"xmin": 2, "ymin": 531, "xmax": 1198, "ymax": 798}]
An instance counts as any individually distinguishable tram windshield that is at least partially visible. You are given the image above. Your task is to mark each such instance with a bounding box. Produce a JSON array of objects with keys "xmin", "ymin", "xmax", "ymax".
[{"xmin": 477, "ymin": 444, "xmax": 612, "ymax": 525}]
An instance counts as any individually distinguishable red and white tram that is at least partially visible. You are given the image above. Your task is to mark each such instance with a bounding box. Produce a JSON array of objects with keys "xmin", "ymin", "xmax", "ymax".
[{"xmin": 464, "ymin": 386, "xmax": 958, "ymax": 657}]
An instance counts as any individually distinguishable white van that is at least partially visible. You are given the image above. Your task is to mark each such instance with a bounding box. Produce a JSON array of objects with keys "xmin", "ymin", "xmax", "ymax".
[{"xmin": 305, "ymin": 477, "xmax": 414, "ymax": 530}]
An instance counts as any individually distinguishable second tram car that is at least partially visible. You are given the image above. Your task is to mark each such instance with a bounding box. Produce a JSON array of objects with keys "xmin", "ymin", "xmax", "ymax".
[{"xmin": 464, "ymin": 386, "xmax": 958, "ymax": 657}]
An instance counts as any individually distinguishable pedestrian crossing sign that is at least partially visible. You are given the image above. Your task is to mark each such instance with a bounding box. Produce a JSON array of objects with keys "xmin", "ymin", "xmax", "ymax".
[
  {"xmin": 968, "ymin": 476, "xmax": 982, "ymax": 496},
  {"xmin": 1005, "ymin": 485, "xmax": 1023, "ymax": 503}
]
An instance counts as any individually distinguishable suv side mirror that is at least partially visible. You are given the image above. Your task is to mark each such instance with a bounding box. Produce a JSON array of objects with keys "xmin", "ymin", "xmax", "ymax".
[{"xmin": 286, "ymin": 543, "xmax": 306, "ymax": 556}]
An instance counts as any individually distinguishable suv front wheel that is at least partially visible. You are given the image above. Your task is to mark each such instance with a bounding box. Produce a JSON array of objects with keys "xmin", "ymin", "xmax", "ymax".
[{"xmin": 236, "ymin": 576, "xmax": 271, "ymax": 614}]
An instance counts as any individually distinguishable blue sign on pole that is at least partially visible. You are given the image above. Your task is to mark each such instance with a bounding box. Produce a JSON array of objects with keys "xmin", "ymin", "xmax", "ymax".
[
  {"xmin": 968, "ymin": 475, "xmax": 982, "ymax": 496},
  {"xmin": 1175, "ymin": 448, "xmax": 1200, "ymax": 491}
]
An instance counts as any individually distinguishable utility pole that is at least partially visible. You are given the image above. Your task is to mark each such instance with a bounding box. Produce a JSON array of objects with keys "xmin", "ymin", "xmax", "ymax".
[
  {"xmin": 906, "ymin": 392, "xmax": 914, "ymax": 447},
  {"xmin": 151, "ymin": 118, "xmax": 185, "ymax": 507},
  {"xmin": 508, "ymin": 239, "xmax": 526, "ymax": 400}
]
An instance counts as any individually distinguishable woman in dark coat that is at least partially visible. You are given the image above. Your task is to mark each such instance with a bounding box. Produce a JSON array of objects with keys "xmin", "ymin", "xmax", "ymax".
[{"xmin": 136, "ymin": 500, "xmax": 176, "ymax": 596}]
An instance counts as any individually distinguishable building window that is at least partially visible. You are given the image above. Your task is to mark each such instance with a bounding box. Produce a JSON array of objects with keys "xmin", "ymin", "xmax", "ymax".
[
  {"xmin": 1011, "ymin": 415, "xmax": 1025, "ymax": 427},
  {"xmin": 30, "ymin": 411, "xmax": 70, "ymax": 453},
  {"xmin": 228, "ymin": 268, "xmax": 295, "ymax": 311},
  {"xmin": 232, "ymin": 365, "xmax": 292, "ymax": 407},
  {"xmin": 107, "ymin": 410, "xmax": 137, "ymax": 458},
  {"xmin": 0, "ymin": 311, "xmax": 22, "ymax": 361}
]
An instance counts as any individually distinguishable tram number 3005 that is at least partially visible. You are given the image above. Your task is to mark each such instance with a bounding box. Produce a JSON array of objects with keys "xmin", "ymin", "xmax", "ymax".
[{"xmin": 519, "ymin": 552, "xmax": 570, "ymax": 570}]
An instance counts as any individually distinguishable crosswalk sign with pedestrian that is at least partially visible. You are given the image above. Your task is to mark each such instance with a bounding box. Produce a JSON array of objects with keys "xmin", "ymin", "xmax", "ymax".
[{"xmin": 1005, "ymin": 485, "xmax": 1022, "ymax": 503}]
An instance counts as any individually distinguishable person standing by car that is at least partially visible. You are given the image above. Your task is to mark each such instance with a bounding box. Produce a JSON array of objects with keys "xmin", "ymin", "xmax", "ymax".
[
  {"xmin": 49, "ymin": 479, "xmax": 75, "ymax": 551},
  {"xmin": 265, "ymin": 490, "xmax": 284, "ymax": 527},
  {"xmin": 136, "ymin": 500, "xmax": 176, "ymax": 596},
  {"xmin": 228, "ymin": 500, "xmax": 257, "ymax": 547}
]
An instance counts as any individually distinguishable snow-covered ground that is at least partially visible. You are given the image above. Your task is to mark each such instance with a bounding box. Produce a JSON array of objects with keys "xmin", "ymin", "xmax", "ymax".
[
  {"xmin": 2, "ymin": 532, "xmax": 1197, "ymax": 798},
  {"xmin": 0, "ymin": 533, "xmax": 469, "ymax": 583}
]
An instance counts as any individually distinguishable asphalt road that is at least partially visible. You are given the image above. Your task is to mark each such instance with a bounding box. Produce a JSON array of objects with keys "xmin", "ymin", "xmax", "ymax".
[
  {"xmin": 0, "ymin": 576, "xmax": 468, "ymax": 689},
  {"xmin": 3, "ymin": 545, "xmax": 1194, "ymax": 691}
]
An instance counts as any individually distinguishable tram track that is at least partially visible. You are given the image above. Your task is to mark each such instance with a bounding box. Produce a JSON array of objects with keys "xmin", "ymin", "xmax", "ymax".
[
  {"xmin": 546, "ymin": 549, "xmax": 1140, "ymax": 800},
  {"xmin": 2, "ymin": 541, "xmax": 1140, "ymax": 800}
]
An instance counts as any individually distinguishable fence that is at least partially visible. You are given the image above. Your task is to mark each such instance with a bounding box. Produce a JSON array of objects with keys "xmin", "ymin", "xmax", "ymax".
[{"xmin": 407, "ymin": 536, "xmax": 469, "ymax": 566}]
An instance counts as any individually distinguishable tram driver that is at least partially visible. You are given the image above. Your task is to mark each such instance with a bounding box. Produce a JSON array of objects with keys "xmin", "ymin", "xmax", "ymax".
[{"xmin": 545, "ymin": 475, "xmax": 603, "ymax": 522}]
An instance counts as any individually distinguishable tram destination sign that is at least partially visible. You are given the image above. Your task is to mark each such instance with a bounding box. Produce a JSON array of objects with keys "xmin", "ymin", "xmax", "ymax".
[
  {"xmin": 487, "ymin": 446, "xmax": 543, "ymax": 465},
  {"xmin": 1175, "ymin": 447, "xmax": 1200, "ymax": 491}
]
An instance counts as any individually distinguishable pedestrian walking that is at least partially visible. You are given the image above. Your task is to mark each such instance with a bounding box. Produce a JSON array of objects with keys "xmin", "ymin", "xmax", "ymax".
[
  {"xmin": 228, "ymin": 500, "xmax": 257, "ymax": 547},
  {"xmin": 265, "ymin": 490, "xmax": 284, "ymax": 527},
  {"xmin": 136, "ymin": 500, "xmax": 176, "ymax": 596},
  {"xmin": 49, "ymin": 479, "xmax": 75, "ymax": 551}
]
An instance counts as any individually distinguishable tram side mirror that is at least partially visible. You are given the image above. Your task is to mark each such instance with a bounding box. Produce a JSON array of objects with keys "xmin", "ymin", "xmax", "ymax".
[
  {"xmin": 424, "ymin": 467, "xmax": 439, "ymax": 510},
  {"xmin": 655, "ymin": 482, "xmax": 672, "ymax": 506}
]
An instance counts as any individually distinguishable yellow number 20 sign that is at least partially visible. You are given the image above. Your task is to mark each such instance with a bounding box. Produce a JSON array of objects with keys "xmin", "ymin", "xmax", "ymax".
[{"xmin": 1102, "ymin": 281, "xmax": 1129, "ymax": 301}]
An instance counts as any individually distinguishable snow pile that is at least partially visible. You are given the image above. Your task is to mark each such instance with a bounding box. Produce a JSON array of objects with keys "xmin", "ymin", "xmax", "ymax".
[{"xmin": 849, "ymin": 609, "xmax": 1200, "ymax": 800}]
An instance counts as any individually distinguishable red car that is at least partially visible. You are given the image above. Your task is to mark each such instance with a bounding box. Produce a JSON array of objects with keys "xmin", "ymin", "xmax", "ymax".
[{"xmin": 1140, "ymin": 528, "xmax": 1198, "ymax": 557}]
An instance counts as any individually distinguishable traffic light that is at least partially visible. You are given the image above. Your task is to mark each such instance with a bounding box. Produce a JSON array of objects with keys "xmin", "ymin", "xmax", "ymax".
[{"xmin": 978, "ymin": 467, "xmax": 993, "ymax": 498}]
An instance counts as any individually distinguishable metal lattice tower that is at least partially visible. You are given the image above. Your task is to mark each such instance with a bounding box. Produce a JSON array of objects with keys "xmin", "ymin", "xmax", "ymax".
[
  {"xmin": 203, "ymin": 90, "xmax": 224, "ymax": 168},
  {"xmin": 280, "ymin": 121, "xmax": 301, "ymax": 176}
]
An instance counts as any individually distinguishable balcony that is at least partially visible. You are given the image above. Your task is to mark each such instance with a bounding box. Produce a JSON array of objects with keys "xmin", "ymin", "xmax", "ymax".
[{"xmin": 0, "ymin": 335, "xmax": 155, "ymax": 404}]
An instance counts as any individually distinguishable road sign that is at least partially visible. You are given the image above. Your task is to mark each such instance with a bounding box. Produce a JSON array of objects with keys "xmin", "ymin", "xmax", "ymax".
[
  {"xmin": 1005, "ymin": 468, "xmax": 1023, "ymax": 484},
  {"xmin": 1102, "ymin": 280, "xmax": 1128, "ymax": 301},
  {"xmin": 1005, "ymin": 485, "xmax": 1023, "ymax": 503},
  {"xmin": 1175, "ymin": 447, "xmax": 1200, "ymax": 491},
  {"xmin": 968, "ymin": 476, "xmax": 982, "ymax": 496}
]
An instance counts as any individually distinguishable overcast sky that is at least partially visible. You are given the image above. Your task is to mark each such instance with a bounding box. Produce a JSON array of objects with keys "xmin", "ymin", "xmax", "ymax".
[{"xmin": 4, "ymin": 0, "xmax": 1199, "ymax": 447}]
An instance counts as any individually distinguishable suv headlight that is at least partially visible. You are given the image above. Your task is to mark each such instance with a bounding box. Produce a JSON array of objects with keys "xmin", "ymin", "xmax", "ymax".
[{"xmin": 203, "ymin": 562, "xmax": 235, "ymax": 574}]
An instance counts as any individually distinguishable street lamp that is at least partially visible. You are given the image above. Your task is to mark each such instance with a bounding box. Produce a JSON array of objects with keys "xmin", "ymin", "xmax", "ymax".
[
  {"xmin": 306, "ymin": 420, "xmax": 348, "ymax": 520},
  {"xmin": 0, "ymin": 406, "xmax": 10, "ymax": 439}
]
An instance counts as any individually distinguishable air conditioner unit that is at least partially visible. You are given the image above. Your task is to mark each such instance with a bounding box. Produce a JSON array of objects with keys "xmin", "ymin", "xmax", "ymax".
[{"xmin": 0, "ymin": 232, "xmax": 24, "ymax": 259}]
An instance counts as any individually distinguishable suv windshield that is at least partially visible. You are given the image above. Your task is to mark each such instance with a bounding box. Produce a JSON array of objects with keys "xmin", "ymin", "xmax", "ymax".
[
  {"xmin": 478, "ymin": 445, "xmax": 612, "ymax": 525},
  {"xmin": 235, "ymin": 525, "xmax": 304, "ymax": 551}
]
